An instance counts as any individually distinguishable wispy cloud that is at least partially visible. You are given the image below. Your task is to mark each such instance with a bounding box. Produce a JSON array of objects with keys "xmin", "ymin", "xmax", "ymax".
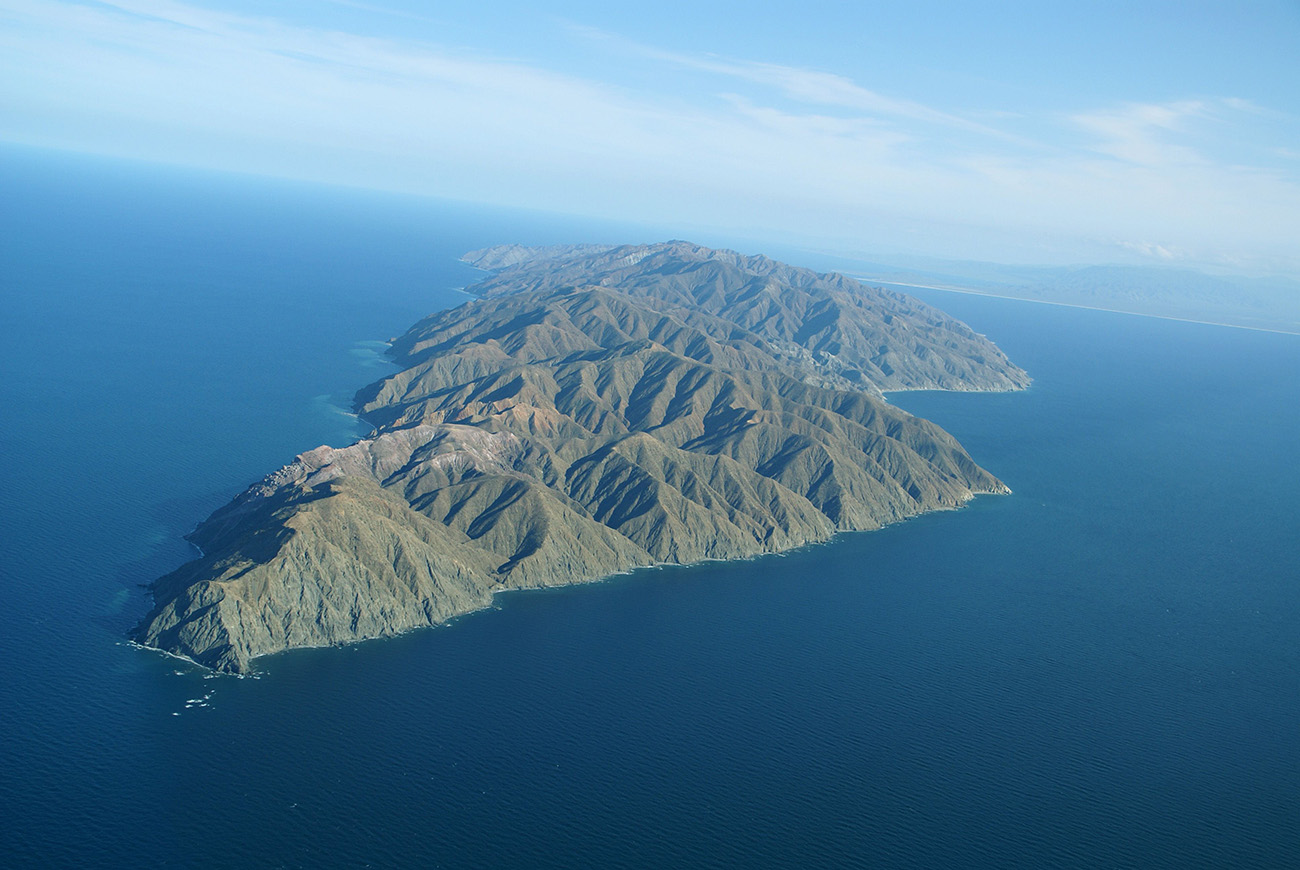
[
  {"xmin": 574, "ymin": 26, "xmax": 1020, "ymax": 141},
  {"xmin": 1071, "ymin": 100, "xmax": 1213, "ymax": 166},
  {"xmin": 1116, "ymin": 240, "xmax": 1182, "ymax": 261},
  {"xmin": 2, "ymin": 0, "xmax": 1298, "ymax": 274}
]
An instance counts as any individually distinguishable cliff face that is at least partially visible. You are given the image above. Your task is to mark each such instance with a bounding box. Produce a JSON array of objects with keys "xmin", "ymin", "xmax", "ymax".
[{"xmin": 133, "ymin": 242, "xmax": 1029, "ymax": 673}]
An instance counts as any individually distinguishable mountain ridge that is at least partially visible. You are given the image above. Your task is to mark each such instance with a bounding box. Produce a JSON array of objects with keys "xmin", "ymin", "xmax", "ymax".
[{"xmin": 133, "ymin": 242, "xmax": 1029, "ymax": 673}]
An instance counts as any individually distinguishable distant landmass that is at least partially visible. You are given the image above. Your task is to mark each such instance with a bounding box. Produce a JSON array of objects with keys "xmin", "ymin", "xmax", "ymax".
[
  {"xmin": 853, "ymin": 259, "xmax": 1300, "ymax": 334},
  {"xmin": 132, "ymin": 242, "xmax": 1030, "ymax": 673}
]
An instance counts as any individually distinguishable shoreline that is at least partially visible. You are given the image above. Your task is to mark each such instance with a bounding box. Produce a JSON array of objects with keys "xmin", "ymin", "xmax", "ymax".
[
  {"xmin": 142, "ymin": 486, "xmax": 1000, "ymax": 676},
  {"xmin": 135, "ymin": 244, "xmax": 1029, "ymax": 675}
]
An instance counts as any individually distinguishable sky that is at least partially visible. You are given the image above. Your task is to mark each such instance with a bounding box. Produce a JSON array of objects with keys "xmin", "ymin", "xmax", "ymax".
[{"xmin": 2, "ymin": 0, "xmax": 1299, "ymax": 275}]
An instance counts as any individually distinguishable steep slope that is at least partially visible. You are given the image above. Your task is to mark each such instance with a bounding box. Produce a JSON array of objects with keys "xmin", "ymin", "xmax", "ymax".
[
  {"xmin": 134, "ymin": 242, "xmax": 1028, "ymax": 673},
  {"xmin": 460, "ymin": 241, "xmax": 1030, "ymax": 394}
]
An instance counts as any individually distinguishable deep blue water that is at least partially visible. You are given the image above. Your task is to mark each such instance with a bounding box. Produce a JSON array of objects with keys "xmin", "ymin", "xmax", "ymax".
[{"xmin": 2, "ymin": 148, "xmax": 1298, "ymax": 868}]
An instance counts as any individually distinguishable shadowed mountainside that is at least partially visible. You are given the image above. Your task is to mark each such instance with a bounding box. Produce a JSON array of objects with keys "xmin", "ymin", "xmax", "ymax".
[{"xmin": 134, "ymin": 242, "xmax": 1029, "ymax": 673}]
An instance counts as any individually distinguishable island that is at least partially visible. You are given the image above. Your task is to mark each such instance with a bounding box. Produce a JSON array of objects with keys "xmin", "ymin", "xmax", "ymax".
[{"xmin": 132, "ymin": 241, "xmax": 1031, "ymax": 673}]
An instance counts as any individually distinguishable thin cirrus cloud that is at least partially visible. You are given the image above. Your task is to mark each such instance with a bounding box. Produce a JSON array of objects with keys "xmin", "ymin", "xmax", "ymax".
[
  {"xmin": 1, "ymin": 0, "xmax": 1297, "ymax": 273},
  {"xmin": 588, "ymin": 30, "xmax": 1025, "ymax": 144},
  {"xmin": 1070, "ymin": 100, "xmax": 1216, "ymax": 167}
]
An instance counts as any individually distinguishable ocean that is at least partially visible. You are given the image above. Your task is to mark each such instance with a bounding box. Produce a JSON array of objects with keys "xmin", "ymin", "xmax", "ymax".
[{"xmin": 2, "ymin": 147, "xmax": 1298, "ymax": 868}]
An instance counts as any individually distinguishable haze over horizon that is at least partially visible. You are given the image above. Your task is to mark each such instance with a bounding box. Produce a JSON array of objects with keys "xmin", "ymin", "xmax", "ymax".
[{"xmin": 3, "ymin": 0, "xmax": 1298, "ymax": 277}]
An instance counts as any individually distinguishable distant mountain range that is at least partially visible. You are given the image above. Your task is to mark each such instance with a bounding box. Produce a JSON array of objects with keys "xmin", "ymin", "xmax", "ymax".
[{"xmin": 133, "ymin": 242, "xmax": 1029, "ymax": 673}]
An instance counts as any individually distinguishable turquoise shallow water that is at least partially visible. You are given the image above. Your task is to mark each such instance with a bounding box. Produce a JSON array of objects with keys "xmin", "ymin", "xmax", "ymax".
[{"xmin": 2, "ymin": 148, "xmax": 1298, "ymax": 868}]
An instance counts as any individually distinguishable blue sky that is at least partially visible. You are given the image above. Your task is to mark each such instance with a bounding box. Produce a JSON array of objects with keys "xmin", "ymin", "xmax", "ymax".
[{"xmin": 3, "ymin": 0, "xmax": 1298, "ymax": 274}]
